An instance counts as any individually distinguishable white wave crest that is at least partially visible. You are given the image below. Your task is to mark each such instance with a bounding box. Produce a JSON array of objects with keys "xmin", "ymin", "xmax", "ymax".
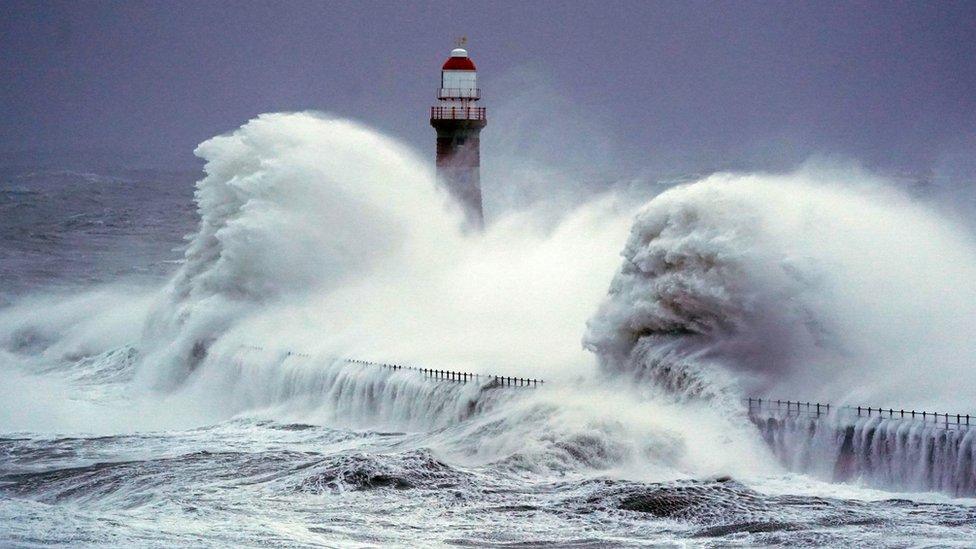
[{"xmin": 585, "ymin": 167, "xmax": 976, "ymax": 410}]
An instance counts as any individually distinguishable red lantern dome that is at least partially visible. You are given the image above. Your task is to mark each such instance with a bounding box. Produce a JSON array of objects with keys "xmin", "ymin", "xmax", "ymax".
[{"xmin": 442, "ymin": 48, "xmax": 477, "ymax": 71}]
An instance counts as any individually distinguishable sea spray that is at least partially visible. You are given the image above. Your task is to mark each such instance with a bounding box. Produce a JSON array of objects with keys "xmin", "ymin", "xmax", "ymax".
[
  {"xmin": 137, "ymin": 112, "xmax": 462, "ymax": 390},
  {"xmin": 585, "ymin": 169, "xmax": 976, "ymax": 411}
]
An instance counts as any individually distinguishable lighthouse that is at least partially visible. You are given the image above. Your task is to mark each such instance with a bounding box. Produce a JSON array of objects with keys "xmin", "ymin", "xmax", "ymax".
[{"xmin": 430, "ymin": 43, "xmax": 487, "ymax": 229}]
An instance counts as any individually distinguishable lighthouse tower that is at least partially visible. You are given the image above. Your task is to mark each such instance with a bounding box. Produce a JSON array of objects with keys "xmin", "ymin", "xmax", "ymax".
[{"xmin": 430, "ymin": 43, "xmax": 487, "ymax": 229}]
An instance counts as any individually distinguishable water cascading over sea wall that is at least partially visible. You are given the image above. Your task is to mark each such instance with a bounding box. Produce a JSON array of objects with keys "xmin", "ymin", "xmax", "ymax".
[
  {"xmin": 243, "ymin": 344, "xmax": 976, "ymax": 497},
  {"xmin": 749, "ymin": 399, "xmax": 976, "ymax": 496}
]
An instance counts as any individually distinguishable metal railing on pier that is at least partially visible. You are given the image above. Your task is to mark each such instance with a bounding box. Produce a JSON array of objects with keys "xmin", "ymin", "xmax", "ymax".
[
  {"xmin": 747, "ymin": 397, "xmax": 974, "ymax": 432},
  {"xmin": 239, "ymin": 345, "xmax": 543, "ymax": 389}
]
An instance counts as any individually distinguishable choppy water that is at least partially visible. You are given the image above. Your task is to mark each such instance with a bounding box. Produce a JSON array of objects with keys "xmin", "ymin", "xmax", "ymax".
[
  {"xmin": 0, "ymin": 166, "xmax": 197, "ymax": 301},
  {"xmin": 2, "ymin": 116, "xmax": 976, "ymax": 548},
  {"xmin": 5, "ymin": 420, "xmax": 976, "ymax": 547}
]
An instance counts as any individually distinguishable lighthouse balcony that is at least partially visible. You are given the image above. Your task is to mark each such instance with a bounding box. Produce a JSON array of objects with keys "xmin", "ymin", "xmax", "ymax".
[
  {"xmin": 430, "ymin": 106, "xmax": 487, "ymax": 121},
  {"xmin": 437, "ymin": 88, "xmax": 481, "ymax": 100}
]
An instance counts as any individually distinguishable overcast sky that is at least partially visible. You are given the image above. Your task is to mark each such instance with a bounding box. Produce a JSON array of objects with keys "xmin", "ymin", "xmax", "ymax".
[{"xmin": 2, "ymin": 1, "xmax": 975, "ymax": 180}]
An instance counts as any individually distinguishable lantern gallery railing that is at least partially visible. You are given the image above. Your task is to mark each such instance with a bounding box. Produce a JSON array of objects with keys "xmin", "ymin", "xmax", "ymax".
[{"xmin": 430, "ymin": 106, "xmax": 487, "ymax": 121}]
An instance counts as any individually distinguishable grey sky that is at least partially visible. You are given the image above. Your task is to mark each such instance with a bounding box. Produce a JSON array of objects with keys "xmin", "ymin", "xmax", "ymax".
[{"xmin": 2, "ymin": 1, "xmax": 974, "ymax": 180}]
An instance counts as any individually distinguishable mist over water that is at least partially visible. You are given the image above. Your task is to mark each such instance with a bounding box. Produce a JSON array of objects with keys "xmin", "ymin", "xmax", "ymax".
[{"xmin": 2, "ymin": 111, "xmax": 976, "ymax": 545}]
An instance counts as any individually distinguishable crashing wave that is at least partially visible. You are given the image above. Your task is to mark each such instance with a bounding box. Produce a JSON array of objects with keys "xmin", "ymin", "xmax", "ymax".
[{"xmin": 585, "ymin": 170, "xmax": 976, "ymax": 412}]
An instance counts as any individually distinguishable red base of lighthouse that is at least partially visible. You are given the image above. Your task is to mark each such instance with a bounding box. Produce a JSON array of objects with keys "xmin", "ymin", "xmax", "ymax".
[{"xmin": 430, "ymin": 115, "xmax": 487, "ymax": 229}]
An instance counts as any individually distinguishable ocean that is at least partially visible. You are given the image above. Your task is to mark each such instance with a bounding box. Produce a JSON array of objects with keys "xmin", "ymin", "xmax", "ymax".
[{"xmin": 1, "ymin": 112, "xmax": 975, "ymax": 547}]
